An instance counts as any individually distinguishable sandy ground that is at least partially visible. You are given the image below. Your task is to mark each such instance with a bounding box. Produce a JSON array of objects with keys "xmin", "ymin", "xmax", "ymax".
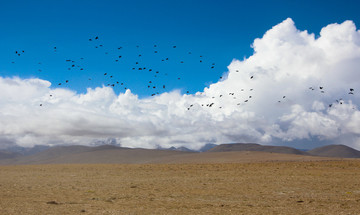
[{"xmin": 1, "ymin": 161, "xmax": 360, "ymax": 214}]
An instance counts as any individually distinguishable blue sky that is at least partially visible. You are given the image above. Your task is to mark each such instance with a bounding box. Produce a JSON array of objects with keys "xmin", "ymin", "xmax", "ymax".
[
  {"xmin": 2, "ymin": 0, "xmax": 360, "ymax": 150},
  {"xmin": 2, "ymin": 0, "xmax": 359, "ymax": 97}
]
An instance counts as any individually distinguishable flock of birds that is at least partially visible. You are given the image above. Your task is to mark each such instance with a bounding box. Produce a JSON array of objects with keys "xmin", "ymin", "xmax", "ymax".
[
  {"xmin": 185, "ymin": 85, "xmax": 356, "ymax": 111},
  {"xmin": 86, "ymin": 36, "xmax": 218, "ymax": 97},
  {"xmin": 308, "ymin": 86, "xmax": 356, "ymax": 108},
  {"xmin": 10, "ymin": 36, "xmax": 221, "ymax": 108},
  {"xmin": 8, "ymin": 36, "xmax": 356, "ymax": 111}
]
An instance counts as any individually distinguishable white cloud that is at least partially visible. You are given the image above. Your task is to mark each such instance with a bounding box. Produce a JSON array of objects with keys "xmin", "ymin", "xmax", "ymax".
[{"xmin": 1, "ymin": 18, "xmax": 360, "ymax": 150}]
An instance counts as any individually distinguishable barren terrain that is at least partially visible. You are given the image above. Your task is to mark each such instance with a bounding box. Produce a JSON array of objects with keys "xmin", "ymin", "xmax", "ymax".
[{"xmin": 1, "ymin": 159, "xmax": 360, "ymax": 214}]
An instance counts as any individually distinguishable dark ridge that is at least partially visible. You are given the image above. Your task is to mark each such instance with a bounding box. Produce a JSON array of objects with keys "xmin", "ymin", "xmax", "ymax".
[
  {"xmin": 168, "ymin": 146, "xmax": 195, "ymax": 152},
  {"xmin": 89, "ymin": 144, "xmax": 127, "ymax": 151},
  {"xmin": 199, "ymin": 143, "xmax": 218, "ymax": 152},
  {"xmin": 170, "ymin": 146, "xmax": 196, "ymax": 152},
  {"xmin": 207, "ymin": 143, "xmax": 307, "ymax": 155},
  {"xmin": 3, "ymin": 145, "xmax": 50, "ymax": 156},
  {"xmin": 0, "ymin": 151, "xmax": 21, "ymax": 160},
  {"xmin": 307, "ymin": 144, "xmax": 360, "ymax": 158},
  {"xmin": 156, "ymin": 146, "xmax": 196, "ymax": 152}
]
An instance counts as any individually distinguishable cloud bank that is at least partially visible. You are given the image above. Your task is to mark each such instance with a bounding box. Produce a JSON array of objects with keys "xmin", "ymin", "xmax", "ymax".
[{"xmin": 1, "ymin": 18, "xmax": 360, "ymax": 150}]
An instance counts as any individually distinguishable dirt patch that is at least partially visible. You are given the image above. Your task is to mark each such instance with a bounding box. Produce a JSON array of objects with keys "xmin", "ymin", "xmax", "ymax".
[{"xmin": 1, "ymin": 161, "xmax": 360, "ymax": 214}]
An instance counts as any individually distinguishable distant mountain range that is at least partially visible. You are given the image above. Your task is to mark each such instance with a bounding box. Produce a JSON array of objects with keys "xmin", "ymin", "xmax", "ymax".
[
  {"xmin": 0, "ymin": 143, "xmax": 359, "ymax": 165},
  {"xmin": 209, "ymin": 143, "xmax": 360, "ymax": 158},
  {"xmin": 207, "ymin": 143, "xmax": 307, "ymax": 155},
  {"xmin": 4, "ymin": 145, "xmax": 50, "ymax": 156}
]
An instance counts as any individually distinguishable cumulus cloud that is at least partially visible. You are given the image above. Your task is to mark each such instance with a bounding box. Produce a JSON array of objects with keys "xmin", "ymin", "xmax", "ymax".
[{"xmin": 1, "ymin": 18, "xmax": 360, "ymax": 150}]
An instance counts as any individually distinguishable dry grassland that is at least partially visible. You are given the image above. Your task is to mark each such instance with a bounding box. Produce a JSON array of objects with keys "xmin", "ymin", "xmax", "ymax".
[{"xmin": 1, "ymin": 161, "xmax": 360, "ymax": 214}]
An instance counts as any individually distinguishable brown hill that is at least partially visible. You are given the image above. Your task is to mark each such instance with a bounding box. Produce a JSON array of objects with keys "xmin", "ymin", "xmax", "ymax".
[
  {"xmin": 307, "ymin": 144, "xmax": 360, "ymax": 158},
  {"xmin": 207, "ymin": 143, "xmax": 306, "ymax": 155}
]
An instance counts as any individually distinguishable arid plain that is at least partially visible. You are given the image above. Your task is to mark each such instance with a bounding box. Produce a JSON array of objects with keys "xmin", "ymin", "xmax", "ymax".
[{"xmin": 1, "ymin": 153, "xmax": 360, "ymax": 215}]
